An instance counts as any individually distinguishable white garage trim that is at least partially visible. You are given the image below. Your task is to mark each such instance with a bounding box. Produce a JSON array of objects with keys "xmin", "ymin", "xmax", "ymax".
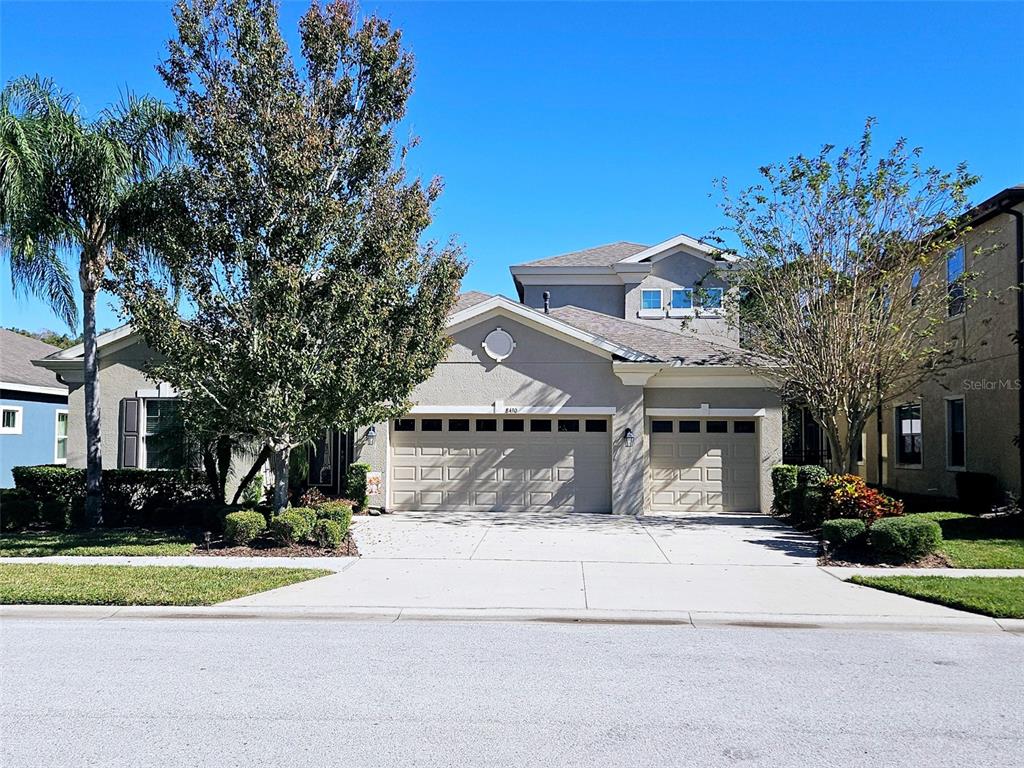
[
  {"xmin": 647, "ymin": 407, "xmax": 766, "ymax": 418},
  {"xmin": 408, "ymin": 405, "xmax": 616, "ymax": 415}
]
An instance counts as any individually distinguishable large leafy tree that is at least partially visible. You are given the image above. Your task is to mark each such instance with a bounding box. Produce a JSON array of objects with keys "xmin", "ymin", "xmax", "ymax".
[
  {"xmin": 0, "ymin": 77, "xmax": 178, "ymax": 525},
  {"xmin": 715, "ymin": 120, "xmax": 986, "ymax": 473},
  {"xmin": 116, "ymin": 0, "xmax": 465, "ymax": 513}
]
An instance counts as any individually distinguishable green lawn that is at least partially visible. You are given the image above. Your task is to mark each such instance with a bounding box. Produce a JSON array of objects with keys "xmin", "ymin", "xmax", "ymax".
[
  {"xmin": 0, "ymin": 564, "xmax": 330, "ymax": 606},
  {"xmin": 0, "ymin": 529, "xmax": 197, "ymax": 557},
  {"xmin": 851, "ymin": 575, "xmax": 1024, "ymax": 619},
  {"xmin": 907, "ymin": 512, "xmax": 1024, "ymax": 568}
]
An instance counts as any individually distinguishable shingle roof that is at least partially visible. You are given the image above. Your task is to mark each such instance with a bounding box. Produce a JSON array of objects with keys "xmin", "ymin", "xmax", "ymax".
[
  {"xmin": 513, "ymin": 241, "xmax": 649, "ymax": 268},
  {"xmin": 451, "ymin": 291, "xmax": 493, "ymax": 313},
  {"xmin": 547, "ymin": 305, "xmax": 756, "ymax": 366},
  {"xmin": 0, "ymin": 329, "xmax": 68, "ymax": 390}
]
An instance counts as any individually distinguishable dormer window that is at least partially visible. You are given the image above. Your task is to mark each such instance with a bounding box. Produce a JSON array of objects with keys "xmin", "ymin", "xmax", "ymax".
[
  {"xmin": 641, "ymin": 289, "xmax": 662, "ymax": 310},
  {"xmin": 667, "ymin": 288, "xmax": 694, "ymax": 318},
  {"xmin": 700, "ymin": 287, "xmax": 724, "ymax": 312},
  {"xmin": 638, "ymin": 288, "xmax": 665, "ymax": 318},
  {"xmin": 670, "ymin": 289, "xmax": 692, "ymax": 310}
]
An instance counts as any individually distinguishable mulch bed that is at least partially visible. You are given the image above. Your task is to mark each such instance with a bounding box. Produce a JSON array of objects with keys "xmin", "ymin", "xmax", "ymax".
[
  {"xmin": 818, "ymin": 549, "xmax": 952, "ymax": 568},
  {"xmin": 192, "ymin": 533, "xmax": 359, "ymax": 558}
]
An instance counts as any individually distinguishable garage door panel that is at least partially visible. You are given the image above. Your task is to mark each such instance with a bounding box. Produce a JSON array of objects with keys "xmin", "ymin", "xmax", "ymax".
[
  {"xmin": 419, "ymin": 490, "xmax": 443, "ymax": 505},
  {"xmin": 392, "ymin": 466, "xmax": 416, "ymax": 481},
  {"xmin": 474, "ymin": 491, "xmax": 497, "ymax": 506},
  {"xmin": 390, "ymin": 418, "xmax": 611, "ymax": 513}
]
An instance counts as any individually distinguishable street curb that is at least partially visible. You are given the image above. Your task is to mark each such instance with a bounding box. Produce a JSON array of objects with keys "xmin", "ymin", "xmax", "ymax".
[{"xmin": 0, "ymin": 604, "xmax": 1011, "ymax": 633}]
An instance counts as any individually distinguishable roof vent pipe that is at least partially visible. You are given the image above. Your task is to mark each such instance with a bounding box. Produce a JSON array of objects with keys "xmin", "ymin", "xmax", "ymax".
[{"xmin": 543, "ymin": 291, "xmax": 551, "ymax": 314}]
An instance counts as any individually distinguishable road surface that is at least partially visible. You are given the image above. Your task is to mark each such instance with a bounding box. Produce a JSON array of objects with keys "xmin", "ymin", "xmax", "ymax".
[{"xmin": 2, "ymin": 618, "xmax": 1022, "ymax": 767}]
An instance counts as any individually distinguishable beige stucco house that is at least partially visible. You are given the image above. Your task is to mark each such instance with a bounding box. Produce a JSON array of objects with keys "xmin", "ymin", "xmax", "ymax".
[{"xmin": 35, "ymin": 234, "xmax": 783, "ymax": 516}]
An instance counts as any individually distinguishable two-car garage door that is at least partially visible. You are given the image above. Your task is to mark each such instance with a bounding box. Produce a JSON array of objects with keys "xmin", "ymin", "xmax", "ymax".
[
  {"xmin": 389, "ymin": 416, "xmax": 612, "ymax": 513},
  {"xmin": 649, "ymin": 418, "xmax": 759, "ymax": 514}
]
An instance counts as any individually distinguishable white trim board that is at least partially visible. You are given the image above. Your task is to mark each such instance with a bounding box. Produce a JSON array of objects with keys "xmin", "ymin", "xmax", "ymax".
[
  {"xmin": 646, "ymin": 407, "xmax": 767, "ymax": 418},
  {"xmin": 408, "ymin": 405, "xmax": 616, "ymax": 416},
  {"xmin": 0, "ymin": 381, "xmax": 68, "ymax": 397}
]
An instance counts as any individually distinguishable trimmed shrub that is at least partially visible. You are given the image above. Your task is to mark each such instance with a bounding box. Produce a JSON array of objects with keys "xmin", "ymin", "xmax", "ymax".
[
  {"xmin": 954, "ymin": 471, "xmax": 999, "ymax": 513},
  {"xmin": 315, "ymin": 500, "xmax": 353, "ymax": 536},
  {"xmin": 102, "ymin": 469, "xmax": 212, "ymax": 528},
  {"xmin": 0, "ymin": 488, "xmax": 42, "ymax": 530},
  {"xmin": 224, "ymin": 510, "xmax": 267, "ymax": 546},
  {"xmin": 791, "ymin": 465, "xmax": 829, "ymax": 526},
  {"xmin": 290, "ymin": 506, "xmax": 318, "ymax": 533},
  {"xmin": 821, "ymin": 518, "xmax": 867, "ymax": 548},
  {"xmin": 269, "ymin": 510, "xmax": 314, "ymax": 546},
  {"xmin": 869, "ymin": 516, "xmax": 943, "ymax": 563},
  {"xmin": 312, "ymin": 519, "xmax": 343, "ymax": 549},
  {"xmin": 12, "ymin": 465, "xmax": 85, "ymax": 528},
  {"xmin": 770, "ymin": 465, "xmax": 799, "ymax": 516},
  {"xmin": 346, "ymin": 462, "xmax": 372, "ymax": 510},
  {"xmin": 822, "ymin": 474, "xmax": 904, "ymax": 525}
]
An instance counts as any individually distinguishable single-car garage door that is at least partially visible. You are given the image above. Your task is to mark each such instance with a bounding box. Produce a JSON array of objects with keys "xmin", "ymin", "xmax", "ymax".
[
  {"xmin": 649, "ymin": 418, "xmax": 759, "ymax": 514},
  {"xmin": 389, "ymin": 416, "xmax": 612, "ymax": 513}
]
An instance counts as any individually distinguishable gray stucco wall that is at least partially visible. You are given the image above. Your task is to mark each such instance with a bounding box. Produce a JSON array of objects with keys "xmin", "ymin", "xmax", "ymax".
[
  {"xmin": 522, "ymin": 284, "xmax": 624, "ymax": 317},
  {"xmin": 624, "ymin": 252, "xmax": 737, "ymax": 340},
  {"xmin": 64, "ymin": 341, "xmax": 161, "ymax": 470}
]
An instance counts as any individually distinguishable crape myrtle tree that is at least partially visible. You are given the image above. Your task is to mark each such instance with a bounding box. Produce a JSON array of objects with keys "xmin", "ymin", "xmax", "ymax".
[
  {"xmin": 0, "ymin": 77, "xmax": 178, "ymax": 526},
  {"xmin": 115, "ymin": 0, "xmax": 465, "ymax": 513},
  {"xmin": 712, "ymin": 120, "xmax": 986, "ymax": 473}
]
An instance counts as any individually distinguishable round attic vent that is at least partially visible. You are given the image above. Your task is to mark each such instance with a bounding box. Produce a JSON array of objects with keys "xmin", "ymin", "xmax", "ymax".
[{"xmin": 482, "ymin": 327, "xmax": 516, "ymax": 362}]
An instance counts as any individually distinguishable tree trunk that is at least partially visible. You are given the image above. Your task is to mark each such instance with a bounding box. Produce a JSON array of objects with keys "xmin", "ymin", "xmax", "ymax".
[
  {"xmin": 81, "ymin": 263, "xmax": 103, "ymax": 527},
  {"xmin": 215, "ymin": 435, "xmax": 232, "ymax": 502},
  {"xmin": 231, "ymin": 445, "xmax": 272, "ymax": 506},
  {"xmin": 270, "ymin": 443, "xmax": 291, "ymax": 515},
  {"xmin": 202, "ymin": 445, "xmax": 219, "ymax": 501}
]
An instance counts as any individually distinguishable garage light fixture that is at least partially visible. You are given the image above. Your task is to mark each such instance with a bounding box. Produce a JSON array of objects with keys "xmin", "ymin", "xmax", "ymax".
[
  {"xmin": 365, "ymin": 425, "xmax": 378, "ymax": 446},
  {"xmin": 623, "ymin": 427, "xmax": 636, "ymax": 448}
]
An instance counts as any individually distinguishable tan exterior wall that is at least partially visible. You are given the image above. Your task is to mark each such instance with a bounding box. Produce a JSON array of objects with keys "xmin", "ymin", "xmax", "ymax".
[{"xmin": 851, "ymin": 203, "xmax": 1023, "ymax": 500}]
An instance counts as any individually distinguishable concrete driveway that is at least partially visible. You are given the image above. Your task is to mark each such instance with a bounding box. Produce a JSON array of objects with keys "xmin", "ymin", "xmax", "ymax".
[
  {"xmin": 225, "ymin": 510, "xmax": 972, "ymax": 620},
  {"xmin": 352, "ymin": 509, "xmax": 818, "ymax": 565}
]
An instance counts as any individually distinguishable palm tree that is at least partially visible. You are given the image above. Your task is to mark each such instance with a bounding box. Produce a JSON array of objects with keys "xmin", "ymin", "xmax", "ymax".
[{"xmin": 0, "ymin": 76, "xmax": 178, "ymax": 526}]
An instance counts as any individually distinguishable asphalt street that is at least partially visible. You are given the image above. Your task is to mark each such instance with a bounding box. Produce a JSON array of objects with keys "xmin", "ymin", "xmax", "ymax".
[{"xmin": 2, "ymin": 618, "xmax": 1022, "ymax": 767}]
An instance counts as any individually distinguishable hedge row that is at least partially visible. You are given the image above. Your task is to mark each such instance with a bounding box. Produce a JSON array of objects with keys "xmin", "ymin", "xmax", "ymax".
[{"xmin": 7, "ymin": 465, "xmax": 212, "ymax": 530}]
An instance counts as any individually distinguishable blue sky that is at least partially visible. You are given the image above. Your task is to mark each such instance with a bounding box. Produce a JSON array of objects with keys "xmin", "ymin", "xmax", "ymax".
[{"xmin": 2, "ymin": 1, "xmax": 1022, "ymax": 333}]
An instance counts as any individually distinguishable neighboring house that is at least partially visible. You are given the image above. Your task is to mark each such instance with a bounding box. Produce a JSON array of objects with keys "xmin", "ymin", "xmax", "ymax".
[
  {"xmin": 35, "ymin": 233, "xmax": 783, "ymax": 516},
  {"xmin": 785, "ymin": 185, "xmax": 1024, "ymax": 504},
  {"xmin": 0, "ymin": 329, "xmax": 69, "ymax": 487}
]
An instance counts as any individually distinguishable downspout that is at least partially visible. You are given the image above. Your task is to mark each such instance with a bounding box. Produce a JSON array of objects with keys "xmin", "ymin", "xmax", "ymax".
[{"xmin": 1009, "ymin": 206, "xmax": 1024, "ymax": 500}]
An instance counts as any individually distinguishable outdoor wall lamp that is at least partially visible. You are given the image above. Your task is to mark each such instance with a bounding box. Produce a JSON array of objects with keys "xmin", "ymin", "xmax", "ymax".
[
  {"xmin": 623, "ymin": 427, "xmax": 636, "ymax": 448},
  {"xmin": 365, "ymin": 425, "xmax": 377, "ymax": 446}
]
